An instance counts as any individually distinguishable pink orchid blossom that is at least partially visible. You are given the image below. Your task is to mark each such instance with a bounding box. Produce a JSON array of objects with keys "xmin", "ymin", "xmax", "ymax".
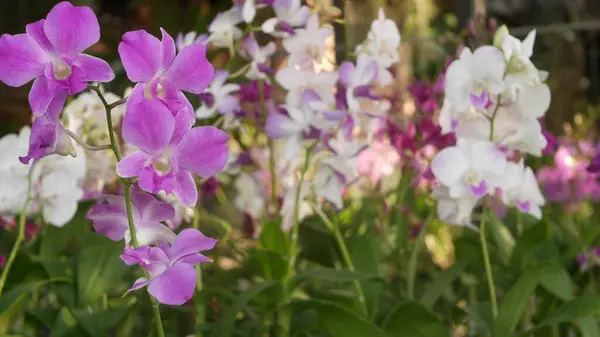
[
  {"xmin": 19, "ymin": 113, "xmax": 75, "ymax": 165},
  {"xmin": 116, "ymin": 87, "xmax": 229, "ymax": 207},
  {"xmin": 0, "ymin": 1, "xmax": 114, "ymax": 120},
  {"xmin": 121, "ymin": 228, "xmax": 217, "ymax": 305},
  {"xmin": 118, "ymin": 28, "xmax": 214, "ymax": 118},
  {"xmin": 87, "ymin": 187, "xmax": 177, "ymax": 245}
]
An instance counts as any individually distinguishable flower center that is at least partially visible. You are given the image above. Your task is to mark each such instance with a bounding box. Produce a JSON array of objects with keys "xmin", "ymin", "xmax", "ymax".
[
  {"xmin": 153, "ymin": 152, "xmax": 173, "ymax": 175},
  {"xmin": 464, "ymin": 171, "xmax": 480, "ymax": 185},
  {"xmin": 53, "ymin": 61, "xmax": 72, "ymax": 80}
]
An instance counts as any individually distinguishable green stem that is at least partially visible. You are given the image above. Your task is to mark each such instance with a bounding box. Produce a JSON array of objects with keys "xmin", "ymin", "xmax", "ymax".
[
  {"xmin": 89, "ymin": 85, "xmax": 122, "ymax": 161},
  {"xmin": 479, "ymin": 211, "xmax": 498, "ymax": 319},
  {"xmin": 258, "ymin": 80, "xmax": 278, "ymax": 215},
  {"xmin": 407, "ymin": 217, "xmax": 429, "ymax": 301},
  {"xmin": 516, "ymin": 209, "xmax": 523, "ymax": 237},
  {"xmin": 0, "ymin": 176, "xmax": 32, "ymax": 296},
  {"xmin": 313, "ymin": 206, "xmax": 367, "ymax": 315}
]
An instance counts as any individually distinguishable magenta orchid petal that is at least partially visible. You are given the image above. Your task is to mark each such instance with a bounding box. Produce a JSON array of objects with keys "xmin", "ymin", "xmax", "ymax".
[
  {"xmin": 148, "ymin": 263, "xmax": 196, "ymax": 305},
  {"xmin": 164, "ymin": 43, "xmax": 214, "ymax": 94},
  {"xmin": 160, "ymin": 28, "xmax": 176, "ymax": 70},
  {"xmin": 124, "ymin": 278, "xmax": 149, "ymax": 296},
  {"xmin": 87, "ymin": 196, "xmax": 130, "ymax": 241},
  {"xmin": 175, "ymin": 126, "xmax": 229, "ymax": 178},
  {"xmin": 138, "ymin": 166, "xmax": 177, "ymax": 195},
  {"xmin": 132, "ymin": 188, "xmax": 176, "ymax": 223},
  {"xmin": 19, "ymin": 114, "xmax": 72, "ymax": 165},
  {"xmin": 156, "ymin": 79, "xmax": 196, "ymax": 120},
  {"xmin": 73, "ymin": 54, "xmax": 115, "ymax": 82},
  {"xmin": 177, "ymin": 253, "xmax": 212, "ymax": 265},
  {"xmin": 121, "ymin": 246, "xmax": 169, "ymax": 276},
  {"xmin": 173, "ymin": 171, "xmax": 198, "ymax": 207},
  {"xmin": 29, "ymin": 77, "xmax": 60, "ymax": 117},
  {"xmin": 43, "ymin": 1, "xmax": 100, "ymax": 58},
  {"xmin": 169, "ymin": 108, "xmax": 195, "ymax": 146},
  {"xmin": 123, "ymin": 87, "xmax": 175, "ymax": 154},
  {"xmin": 0, "ymin": 33, "xmax": 47, "ymax": 87},
  {"xmin": 118, "ymin": 30, "xmax": 162, "ymax": 82},
  {"xmin": 117, "ymin": 152, "xmax": 151, "ymax": 178},
  {"xmin": 170, "ymin": 228, "xmax": 218, "ymax": 263},
  {"xmin": 25, "ymin": 20, "xmax": 54, "ymax": 54},
  {"xmin": 338, "ymin": 61, "xmax": 355, "ymax": 87}
]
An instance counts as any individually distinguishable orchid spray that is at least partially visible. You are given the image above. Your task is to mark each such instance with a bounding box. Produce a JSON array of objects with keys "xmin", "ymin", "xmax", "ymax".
[{"xmin": 0, "ymin": 2, "xmax": 228, "ymax": 336}]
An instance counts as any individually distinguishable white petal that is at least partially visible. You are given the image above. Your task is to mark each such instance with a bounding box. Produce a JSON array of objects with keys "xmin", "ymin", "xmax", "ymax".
[{"xmin": 431, "ymin": 147, "xmax": 469, "ymax": 186}]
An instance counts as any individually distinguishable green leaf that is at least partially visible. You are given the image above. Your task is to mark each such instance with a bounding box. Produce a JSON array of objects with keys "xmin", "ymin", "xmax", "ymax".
[
  {"xmin": 347, "ymin": 233, "xmax": 382, "ymax": 316},
  {"xmin": 291, "ymin": 299, "xmax": 387, "ymax": 337},
  {"xmin": 537, "ymin": 263, "xmax": 574, "ymax": 301},
  {"xmin": 294, "ymin": 267, "xmax": 381, "ymax": 284},
  {"xmin": 214, "ymin": 280, "xmax": 278, "ymax": 337},
  {"xmin": 421, "ymin": 258, "xmax": 471, "ymax": 309},
  {"xmin": 509, "ymin": 222, "xmax": 548, "ymax": 268},
  {"xmin": 0, "ymin": 278, "xmax": 70, "ymax": 312},
  {"xmin": 519, "ymin": 296, "xmax": 600, "ymax": 336},
  {"xmin": 258, "ymin": 218, "xmax": 288, "ymax": 256},
  {"xmin": 493, "ymin": 271, "xmax": 539, "ymax": 337},
  {"xmin": 382, "ymin": 301, "xmax": 450, "ymax": 337},
  {"xmin": 40, "ymin": 203, "xmax": 92, "ymax": 257},
  {"xmin": 579, "ymin": 316, "xmax": 600, "ymax": 337},
  {"xmin": 76, "ymin": 234, "xmax": 128, "ymax": 305},
  {"xmin": 488, "ymin": 213, "xmax": 515, "ymax": 265},
  {"xmin": 71, "ymin": 307, "xmax": 132, "ymax": 337},
  {"xmin": 49, "ymin": 307, "xmax": 85, "ymax": 337}
]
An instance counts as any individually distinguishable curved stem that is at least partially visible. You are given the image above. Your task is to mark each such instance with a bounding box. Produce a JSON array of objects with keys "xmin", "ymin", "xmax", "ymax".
[
  {"xmin": 0, "ymin": 177, "xmax": 32, "ymax": 296},
  {"xmin": 64, "ymin": 129, "xmax": 112, "ymax": 152},
  {"xmin": 88, "ymin": 85, "xmax": 122, "ymax": 161},
  {"xmin": 258, "ymin": 80, "xmax": 278, "ymax": 215},
  {"xmin": 479, "ymin": 211, "xmax": 498, "ymax": 319},
  {"xmin": 407, "ymin": 216, "xmax": 430, "ymax": 301},
  {"xmin": 312, "ymin": 205, "xmax": 367, "ymax": 315}
]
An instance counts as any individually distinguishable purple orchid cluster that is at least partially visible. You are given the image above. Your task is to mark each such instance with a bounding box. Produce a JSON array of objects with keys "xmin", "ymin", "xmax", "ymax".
[{"xmin": 0, "ymin": 1, "xmax": 227, "ymax": 311}]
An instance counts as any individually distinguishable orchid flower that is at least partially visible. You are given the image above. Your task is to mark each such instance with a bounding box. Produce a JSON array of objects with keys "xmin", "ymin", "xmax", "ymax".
[
  {"xmin": 283, "ymin": 14, "xmax": 332, "ymax": 70},
  {"xmin": 118, "ymin": 28, "xmax": 214, "ymax": 118},
  {"xmin": 0, "ymin": 1, "xmax": 114, "ymax": 120},
  {"xmin": 355, "ymin": 8, "xmax": 400, "ymax": 85},
  {"xmin": 87, "ymin": 187, "xmax": 177, "ymax": 245},
  {"xmin": 36, "ymin": 170, "xmax": 83, "ymax": 226},
  {"xmin": 261, "ymin": 0, "xmax": 310, "ymax": 36},
  {"xmin": 431, "ymin": 138, "xmax": 507, "ymax": 199},
  {"xmin": 265, "ymin": 105, "xmax": 316, "ymax": 160},
  {"xmin": 121, "ymin": 228, "xmax": 217, "ymax": 305},
  {"xmin": 275, "ymin": 66, "xmax": 338, "ymax": 107},
  {"xmin": 241, "ymin": 33, "xmax": 276, "ymax": 80},
  {"xmin": 0, "ymin": 128, "xmax": 31, "ymax": 215},
  {"xmin": 501, "ymin": 160, "xmax": 545, "ymax": 219},
  {"xmin": 196, "ymin": 70, "xmax": 240, "ymax": 121},
  {"xmin": 19, "ymin": 114, "xmax": 76, "ymax": 165},
  {"xmin": 339, "ymin": 54, "xmax": 379, "ymax": 120},
  {"xmin": 445, "ymin": 46, "xmax": 506, "ymax": 112},
  {"xmin": 432, "ymin": 185, "xmax": 479, "ymax": 229},
  {"xmin": 116, "ymin": 87, "xmax": 229, "ymax": 207},
  {"xmin": 207, "ymin": 9, "xmax": 244, "ymax": 51},
  {"xmin": 234, "ymin": 172, "xmax": 266, "ymax": 218}
]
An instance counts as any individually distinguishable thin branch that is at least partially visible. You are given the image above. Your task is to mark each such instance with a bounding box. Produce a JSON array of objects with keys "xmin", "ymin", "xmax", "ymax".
[{"xmin": 64, "ymin": 129, "xmax": 112, "ymax": 151}]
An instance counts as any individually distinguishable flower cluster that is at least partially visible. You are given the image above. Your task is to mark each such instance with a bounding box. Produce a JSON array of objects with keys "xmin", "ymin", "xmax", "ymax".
[{"xmin": 430, "ymin": 26, "xmax": 549, "ymax": 227}]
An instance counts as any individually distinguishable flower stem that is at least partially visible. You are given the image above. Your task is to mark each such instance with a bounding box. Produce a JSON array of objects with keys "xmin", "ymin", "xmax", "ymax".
[
  {"xmin": 89, "ymin": 84, "xmax": 122, "ymax": 161},
  {"xmin": 64, "ymin": 129, "xmax": 112, "ymax": 151},
  {"xmin": 0, "ymin": 177, "xmax": 32, "ymax": 296},
  {"xmin": 407, "ymin": 216, "xmax": 429, "ymax": 301},
  {"xmin": 258, "ymin": 79, "xmax": 278, "ymax": 215},
  {"xmin": 479, "ymin": 211, "xmax": 498, "ymax": 319},
  {"xmin": 312, "ymin": 205, "xmax": 367, "ymax": 315}
]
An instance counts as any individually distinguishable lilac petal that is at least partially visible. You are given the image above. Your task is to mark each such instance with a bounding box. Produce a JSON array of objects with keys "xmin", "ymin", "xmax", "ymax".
[
  {"xmin": 216, "ymin": 95, "xmax": 240, "ymax": 115},
  {"xmin": 338, "ymin": 61, "xmax": 355, "ymax": 87},
  {"xmin": 165, "ymin": 43, "xmax": 214, "ymax": 94},
  {"xmin": 87, "ymin": 195, "xmax": 129, "ymax": 241},
  {"xmin": 242, "ymin": 33, "xmax": 260, "ymax": 59},
  {"xmin": 43, "ymin": 1, "xmax": 100, "ymax": 57},
  {"xmin": 0, "ymin": 33, "xmax": 47, "ymax": 87},
  {"xmin": 148, "ymin": 263, "xmax": 197, "ymax": 305},
  {"xmin": 170, "ymin": 228, "xmax": 217, "ymax": 263},
  {"xmin": 516, "ymin": 200, "xmax": 531, "ymax": 213},
  {"xmin": 118, "ymin": 30, "xmax": 161, "ymax": 83},
  {"xmin": 19, "ymin": 115, "xmax": 58, "ymax": 165},
  {"xmin": 29, "ymin": 77, "xmax": 59, "ymax": 117},
  {"xmin": 212, "ymin": 69, "xmax": 229, "ymax": 87},
  {"xmin": 160, "ymin": 28, "xmax": 176, "ymax": 70},
  {"xmin": 469, "ymin": 90, "xmax": 489, "ymax": 109},
  {"xmin": 177, "ymin": 253, "xmax": 212, "ymax": 265},
  {"xmin": 131, "ymin": 188, "xmax": 175, "ymax": 223},
  {"xmin": 169, "ymin": 108, "xmax": 195, "ymax": 146},
  {"xmin": 198, "ymin": 92, "xmax": 216, "ymax": 107},
  {"xmin": 74, "ymin": 54, "xmax": 115, "ymax": 82},
  {"xmin": 470, "ymin": 181, "xmax": 488, "ymax": 198},
  {"xmin": 173, "ymin": 170, "xmax": 198, "ymax": 208},
  {"xmin": 26, "ymin": 20, "xmax": 54, "ymax": 54},
  {"xmin": 275, "ymin": 21, "xmax": 295, "ymax": 35},
  {"xmin": 123, "ymin": 85, "xmax": 175, "ymax": 154},
  {"xmin": 136, "ymin": 224, "xmax": 177, "ymax": 246},
  {"xmin": 124, "ymin": 278, "xmax": 149, "ymax": 296},
  {"xmin": 117, "ymin": 152, "xmax": 151, "ymax": 178},
  {"xmin": 175, "ymin": 126, "xmax": 229, "ymax": 178},
  {"xmin": 121, "ymin": 245, "xmax": 169, "ymax": 276}
]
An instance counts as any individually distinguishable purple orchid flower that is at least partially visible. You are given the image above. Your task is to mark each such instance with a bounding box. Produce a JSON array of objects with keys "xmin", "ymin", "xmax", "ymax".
[
  {"xmin": 261, "ymin": 0, "xmax": 310, "ymax": 36},
  {"xmin": 116, "ymin": 87, "xmax": 229, "ymax": 207},
  {"xmin": 19, "ymin": 113, "xmax": 75, "ymax": 165},
  {"xmin": 0, "ymin": 1, "xmax": 114, "ymax": 120},
  {"xmin": 87, "ymin": 187, "xmax": 177, "ymax": 245},
  {"xmin": 121, "ymin": 228, "xmax": 217, "ymax": 305},
  {"xmin": 118, "ymin": 28, "xmax": 214, "ymax": 118}
]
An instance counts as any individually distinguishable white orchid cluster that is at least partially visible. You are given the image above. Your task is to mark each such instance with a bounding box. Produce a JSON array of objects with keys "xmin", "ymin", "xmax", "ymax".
[
  {"xmin": 431, "ymin": 26, "xmax": 548, "ymax": 227},
  {"xmin": 185, "ymin": 2, "xmax": 401, "ymax": 231},
  {"xmin": 0, "ymin": 127, "xmax": 86, "ymax": 227}
]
